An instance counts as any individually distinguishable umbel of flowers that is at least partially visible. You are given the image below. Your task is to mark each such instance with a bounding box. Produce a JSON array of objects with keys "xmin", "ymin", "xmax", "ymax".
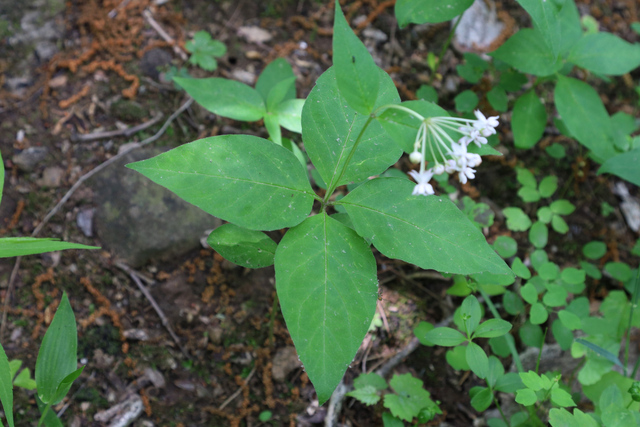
[{"xmin": 406, "ymin": 110, "xmax": 499, "ymax": 196}]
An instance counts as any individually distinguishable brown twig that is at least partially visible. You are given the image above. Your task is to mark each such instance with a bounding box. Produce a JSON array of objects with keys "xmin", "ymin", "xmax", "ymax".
[
  {"xmin": 115, "ymin": 262, "xmax": 189, "ymax": 359},
  {"xmin": 142, "ymin": 9, "xmax": 188, "ymax": 61},
  {"xmin": 71, "ymin": 111, "xmax": 164, "ymax": 142},
  {"xmin": 0, "ymin": 97, "xmax": 194, "ymax": 340},
  {"xmin": 218, "ymin": 365, "xmax": 257, "ymax": 410}
]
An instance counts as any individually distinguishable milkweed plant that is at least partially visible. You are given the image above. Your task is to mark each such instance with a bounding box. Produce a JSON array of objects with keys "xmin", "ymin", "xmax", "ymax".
[{"xmin": 119, "ymin": 0, "xmax": 640, "ymax": 425}]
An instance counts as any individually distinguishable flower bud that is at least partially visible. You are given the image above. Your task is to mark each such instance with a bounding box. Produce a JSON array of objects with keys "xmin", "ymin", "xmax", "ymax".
[
  {"xmin": 629, "ymin": 381, "xmax": 640, "ymax": 402},
  {"xmin": 409, "ymin": 151, "xmax": 423, "ymax": 164}
]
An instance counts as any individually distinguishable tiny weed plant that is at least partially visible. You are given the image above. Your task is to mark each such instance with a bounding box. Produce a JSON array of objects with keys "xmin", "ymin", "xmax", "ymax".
[{"xmin": 185, "ymin": 30, "xmax": 226, "ymax": 72}]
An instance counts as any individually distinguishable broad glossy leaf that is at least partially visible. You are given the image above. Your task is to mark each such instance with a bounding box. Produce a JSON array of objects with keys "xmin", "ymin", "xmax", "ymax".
[
  {"xmin": 302, "ymin": 68, "xmax": 401, "ymax": 188},
  {"xmin": 555, "ymin": 76, "xmax": 617, "ymax": 162},
  {"xmin": 333, "ymin": 1, "xmax": 379, "ymax": 115},
  {"xmin": 0, "ymin": 238, "xmax": 98, "ymax": 258},
  {"xmin": 598, "ymin": 147, "xmax": 640, "ymax": 187},
  {"xmin": 256, "ymin": 58, "xmax": 296, "ymax": 103},
  {"xmin": 273, "ymin": 99, "xmax": 305, "ymax": 133},
  {"xmin": 512, "ymin": 91, "xmax": 547, "ymax": 149},
  {"xmin": 0, "ymin": 343, "xmax": 14, "ymax": 427},
  {"xmin": 174, "ymin": 77, "xmax": 265, "ymax": 121},
  {"xmin": 35, "ymin": 293, "xmax": 79, "ymax": 405},
  {"xmin": 339, "ymin": 178, "xmax": 512, "ymax": 276},
  {"xmin": 274, "ymin": 213, "xmax": 377, "ymax": 404},
  {"xmin": 516, "ymin": 0, "xmax": 561, "ymax": 58},
  {"xmin": 127, "ymin": 135, "xmax": 315, "ymax": 231},
  {"xmin": 490, "ymin": 29, "xmax": 562, "ymax": 77},
  {"xmin": 207, "ymin": 224, "xmax": 277, "ymax": 268},
  {"xmin": 568, "ymin": 33, "xmax": 640, "ymax": 75},
  {"xmin": 395, "ymin": 0, "xmax": 474, "ymax": 26}
]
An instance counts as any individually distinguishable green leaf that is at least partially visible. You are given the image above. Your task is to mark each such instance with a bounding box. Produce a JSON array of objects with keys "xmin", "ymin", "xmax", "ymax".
[
  {"xmin": 35, "ymin": 396, "xmax": 63, "ymax": 427},
  {"xmin": 575, "ymin": 338, "xmax": 623, "ymax": 369},
  {"xmin": 302, "ymin": 67, "xmax": 401, "ymax": 188},
  {"xmin": 518, "ymin": 187, "xmax": 541, "ymax": 203},
  {"xmin": 516, "ymin": 167, "xmax": 537, "ymax": 188},
  {"xmin": 558, "ymin": 310, "xmax": 582, "ymax": 331},
  {"xmin": 346, "ymin": 385, "xmax": 381, "ymax": 405},
  {"xmin": 537, "ymin": 206, "xmax": 553, "ymax": 224},
  {"xmin": 498, "ymin": 69, "xmax": 528, "ymax": 91},
  {"xmin": 424, "ymin": 327, "xmax": 466, "ymax": 346},
  {"xmin": 487, "ymin": 87, "xmax": 508, "ymax": 113},
  {"xmin": 416, "ymin": 85, "xmax": 438, "ymax": 103},
  {"xmin": 395, "ymin": 0, "xmax": 474, "ymax": 26},
  {"xmin": 487, "ymin": 356, "xmax": 505, "ymax": 389},
  {"xmin": 384, "ymin": 373, "xmax": 434, "ymax": 421},
  {"xmin": 174, "ymin": 77, "xmax": 265, "ymax": 121},
  {"xmin": 457, "ymin": 53, "xmax": 489, "ymax": 83},
  {"xmin": 255, "ymin": 58, "xmax": 296, "ymax": 103},
  {"xmin": 474, "ymin": 319, "xmax": 512, "ymax": 338},
  {"xmin": 0, "ymin": 343, "xmax": 14, "ymax": 427},
  {"xmin": 538, "ymin": 261, "xmax": 560, "ymax": 281},
  {"xmin": 561, "ymin": 268, "xmax": 586, "ymax": 286},
  {"xmin": 520, "ymin": 371, "xmax": 544, "ymax": 391},
  {"xmin": 0, "ymin": 238, "xmax": 98, "ymax": 258},
  {"xmin": 339, "ymin": 178, "xmax": 513, "ymax": 276},
  {"xmin": 503, "ymin": 290, "xmax": 524, "ymax": 315},
  {"xmin": 516, "ymin": 0, "xmax": 561, "ymax": 57},
  {"xmin": 549, "ymin": 408, "xmax": 598, "ymax": 427},
  {"xmin": 551, "ymin": 215, "xmax": 569, "ymax": 234},
  {"xmin": 568, "ymin": 32, "xmax": 640, "ymax": 76},
  {"xmin": 530, "ymin": 302, "xmax": 548, "ymax": 325},
  {"xmin": 531, "ymin": 250, "xmax": 548, "ymax": 271},
  {"xmin": 511, "ymin": 257, "xmax": 531, "ymax": 280},
  {"xmin": 51, "ymin": 366, "xmax": 84, "ymax": 405},
  {"xmin": 126, "ymin": 135, "xmax": 314, "ymax": 231},
  {"xmin": 598, "ymin": 147, "xmax": 640, "ymax": 187},
  {"xmin": 264, "ymin": 113, "xmax": 282, "ymax": 145},
  {"xmin": 35, "ymin": 293, "xmax": 79, "ymax": 405},
  {"xmin": 490, "ymin": 29, "xmax": 562, "ymax": 76},
  {"xmin": 470, "ymin": 387, "xmax": 493, "ymax": 412},
  {"xmin": 528, "ymin": 221, "xmax": 548, "ymax": 249},
  {"xmin": 583, "ymin": 241, "xmax": 607, "ymax": 260},
  {"xmin": 503, "ymin": 207, "xmax": 532, "ymax": 232},
  {"xmin": 454, "ymin": 90, "xmax": 479, "ymax": 113},
  {"xmin": 512, "ymin": 91, "xmax": 547, "ymax": 149},
  {"xmin": 551, "ymin": 388, "xmax": 576, "ymax": 408},
  {"xmin": 493, "ymin": 236, "xmax": 517, "ymax": 258},
  {"xmin": 274, "ymin": 214, "xmax": 377, "ymax": 404},
  {"xmin": 546, "ymin": 143, "xmax": 566, "ymax": 159},
  {"xmin": 466, "ymin": 342, "xmax": 489, "ymax": 379},
  {"xmin": 273, "ymin": 99, "xmax": 305, "ymax": 133},
  {"xmin": 554, "ymin": 76, "xmax": 617, "ymax": 162},
  {"xmin": 550, "ymin": 200, "xmax": 575, "ymax": 215},
  {"xmin": 414, "ymin": 321, "xmax": 435, "ymax": 346},
  {"xmin": 354, "ymin": 373, "xmax": 388, "ymax": 391},
  {"xmin": 495, "ymin": 372, "xmax": 524, "ymax": 393},
  {"xmin": 12, "ymin": 368, "xmax": 36, "ymax": 390},
  {"xmin": 382, "ymin": 412, "xmax": 404, "ymax": 427},
  {"xmin": 605, "ymin": 262, "xmax": 632, "ymax": 282},
  {"xmin": 515, "ymin": 388, "xmax": 538, "ymax": 406},
  {"xmin": 446, "ymin": 346, "xmax": 470, "ymax": 370},
  {"xmin": 520, "ymin": 282, "xmax": 538, "ymax": 305},
  {"xmin": 207, "ymin": 224, "xmax": 277, "ymax": 268},
  {"xmin": 539, "ymin": 176, "xmax": 558, "ymax": 198},
  {"xmin": 333, "ymin": 1, "xmax": 379, "ymax": 115},
  {"xmin": 266, "ymin": 77, "xmax": 296, "ymax": 111},
  {"xmin": 543, "ymin": 285, "xmax": 568, "ymax": 307},
  {"xmin": 552, "ymin": 319, "xmax": 575, "ymax": 351},
  {"xmin": 461, "ymin": 295, "xmax": 482, "ymax": 335}
]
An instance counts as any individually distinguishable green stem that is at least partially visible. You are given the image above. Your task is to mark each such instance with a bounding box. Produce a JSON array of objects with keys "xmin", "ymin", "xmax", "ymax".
[
  {"xmin": 435, "ymin": 9, "xmax": 466, "ymax": 74},
  {"xmin": 479, "ymin": 287, "xmax": 524, "ymax": 372},
  {"xmin": 494, "ymin": 395, "xmax": 510, "ymax": 427},
  {"xmin": 632, "ymin": 356, "xmax": 640, "ymax": 379},
  {"xmin": 626, "ymin": 267, "xmax": 640, "ymax": 375},
  {"xmin": 268, "ymin": 292, "xmax": 279, "ymax": 348},
  {"xmin": 38, "ymin": 403, "xmax": 52, "ymax": 426},
  {"xmin": 322, "ymin": 115, "xmax": 375, "ymax": 207},
  {"xmin": 372, "ymin": 104, "xmax": 425, "ymax": 121},
  {"xmin": 535, "ymin": 328, "xmax": 548, "ymax": 375}
]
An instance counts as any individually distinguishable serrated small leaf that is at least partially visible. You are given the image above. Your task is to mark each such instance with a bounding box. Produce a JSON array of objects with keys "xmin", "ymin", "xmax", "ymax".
[
  {"xmin": 520, "ymin": 371, "xmax": 544, "ymax": 391},
  {"xmin": 346, "ymin": 385, "xmax": 381, "ymax": 405},
  {"xmin": 551, "ymin": 388, "xmax": 576, "ymax": 408},
  {"xmin": 384, "ymin": 373, "xmax": 433, "ymax": 421}
]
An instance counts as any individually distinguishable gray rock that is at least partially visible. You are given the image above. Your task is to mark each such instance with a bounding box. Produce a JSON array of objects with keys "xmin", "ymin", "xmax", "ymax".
[
  {"xmin": 38, "ymin": 165, "xmax": 64, "ymax": 187},
  {"xmin": 91, "ymin": 148, "xmax": 220, "ymax": 267},
  {"xmin": 77, "ymin": 207, "xmax": 95, "ymax": 237},
  {"xmin": 13, "ymin": 146, "xmax": 48, "ymax": 171},
  {"xmin": 140, "ymin": 48, "xmax": 173, "ymax": 80},
  {"xmin": 110, "ymin": 100, "xmax": 147, "ymax": 122},
  {"xmin": 272, "ymin": 346, "xmax": 300, "ymax": 382}
]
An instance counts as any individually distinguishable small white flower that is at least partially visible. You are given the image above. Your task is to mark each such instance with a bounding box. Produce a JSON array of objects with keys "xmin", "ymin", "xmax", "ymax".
[
  {"xmin": 458, "ymin": 166, "xmax": 476, "ymax": 184},
  {"xmin": 450, "ymin": 142, "xmax": 482, "ymax": 168},
  {"xmin": 409, "ymin": 151, "xmax": 423, "ymax": 164},
  {"xmin": 408, "ymin": 170, "xmax": 435, "ymax": 196},
  {"xmin": 458, "ymin": 126, "xmax": 487, "ymax": 147},
  {"xmin": 473, "ymin": 110, "xmax": 499, "ymax": 137}
]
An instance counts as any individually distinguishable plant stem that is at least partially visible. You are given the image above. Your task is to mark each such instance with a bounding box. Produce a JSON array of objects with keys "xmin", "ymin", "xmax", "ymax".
[
  {"xmin": 494, "ymin": 395, "xmax": 510, "ymax": 427},
  {"xmin": 535, "ymin": 328, "xmax": 548, "ymax": 375},
  {"xmin": 479, "ymin": 287, "xmax": 524, "ymax": 372},
  {"xmin": 625, "ymin": 266, "xmax": 640, "ymax": 376},
  {"xmin": 269, "ymin": 292, "xmax": 279, "ymax": 348},
  {"xmin": 435, "ymin": 9, "xmax": 466, "ymax": 75}
]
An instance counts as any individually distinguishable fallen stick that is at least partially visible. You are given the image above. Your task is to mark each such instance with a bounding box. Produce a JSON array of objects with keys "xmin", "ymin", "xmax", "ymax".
[
  {"xmin": 142, "ymin": 9, "xmax": 189, "ymax": 61},
  {"xmin": 71, "ymin": 112, "xmax": 164, "ymax": 142}
]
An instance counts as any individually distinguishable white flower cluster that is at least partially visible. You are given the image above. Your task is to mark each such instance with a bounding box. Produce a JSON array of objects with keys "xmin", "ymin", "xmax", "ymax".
[{"xmin": 408, "ymin": 110, "xmax": 499, "ymax": 196}]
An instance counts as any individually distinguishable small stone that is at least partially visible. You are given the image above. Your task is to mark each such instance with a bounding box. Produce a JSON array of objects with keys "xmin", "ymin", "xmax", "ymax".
[
  {"xmin": 140, "ymin": 48, "xmax": 173, "ymax": 80},
  {"xmin": 362, "ymin": 28, "xmax": 388, "ymax": 42},
  {"xmin": 13, "ymin": 146, "xmax": 48, "ymax": 171},
  {"xmin": 48, "ymin": 74, "xmax": 68, "ymax": 88},
  {"xmin": 453, "ymin": 0, "xmax": 505, "ymax": 53},
  {"xmin": 230, "ymin": 69, "xmax": 256, "ymax": 85},
  {"xmin": 77, "ymin": 208, "xmax": 95, "ymax": 237},
  {"xmin": 238, "ymin": 26, "xmax": 272, "ymax": 44},
  {"xmin": 272, "ymin": 346, "xmax": 300, "ymax": 382},
  {"xmin": 144, "ymin": 367, "xmax": 166, "ymax": 388},
  {"xmin": 110, "ymin": 100, "xmax": 147, "ymax": 122},
  {"xmin": 38, "ymin": 166, "xmax": 64, "ymax": 187},
  {"xmin": 207, "ymin": 326, "xmax": 224, "ymax": 345}
]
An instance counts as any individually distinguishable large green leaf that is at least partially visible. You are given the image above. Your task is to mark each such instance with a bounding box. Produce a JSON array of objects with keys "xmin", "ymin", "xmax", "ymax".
[
  {"xmin": 554, "ymin": 76, "xmax": 617, "ymax": 162},
  {"xmin": 333, "ymin": 0, "xmax": 379, "ymax": 115},
  {"xmin": 274, "ymin": 213, "xmax": 378, "ymax": 404},
  {"xmin": 302, "ymin": 67, "xmax": 401, "ymax": 188},
  {"xmin": 0, "ymin": 238, "xmax": 99, "ymax": 258},
  {"xmin": 35, "ymin": 293, "xmax": 79, "ymax": 405},
  {"xmin": 512, "ymin": 91, "xmax": 547, "ymax": 149},
  {"xmin": 557, "ymin": 0, "xmax": 583, "ymax": 56},
  {"xmin": 173, "ymin": 77, "xmax": 266, "ymax": 121},
  {"xmin": 516, "ymin": 0, "xmax": 561, "ymax": 58},
  {"xmin": 339, "ymin": 178, "xmax": 512, "ymax": 276},
  {"xmin": 395, "ymin": 0, "xmax": 474, "ymax": 26},
  {"xmin": 568, "ymin": 33, "xmax": 640, "ymax": 76},
  {"xmin": 255, "ymin": 58, "xmax": 297, "ymax": 103},
  {"xmin": 273, "ymin": 99, "xmax": 305, "ymax": 133},
  {"xmin": 207, "ymin": 224, "xmax": 277, "ymax": 268},
  {"xmin": 126, "ymin": 135, "xmax": 315, "ymax": 231},
  {"xmin": 597, "ymin": 147, "xmax": 640, "ymax": 187},
  {"xmin": 490, "ymin": 29, "xmax": 562, "ymax": 77},
  {"xmin": 0, "ymin": 343, "xmax": 14, "ymax": 427}
]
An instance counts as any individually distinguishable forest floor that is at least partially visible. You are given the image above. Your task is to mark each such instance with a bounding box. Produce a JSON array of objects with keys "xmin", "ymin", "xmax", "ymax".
[{"xmin": 0, "ymin": 0, "xmax": 639, "ymax": 426}]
